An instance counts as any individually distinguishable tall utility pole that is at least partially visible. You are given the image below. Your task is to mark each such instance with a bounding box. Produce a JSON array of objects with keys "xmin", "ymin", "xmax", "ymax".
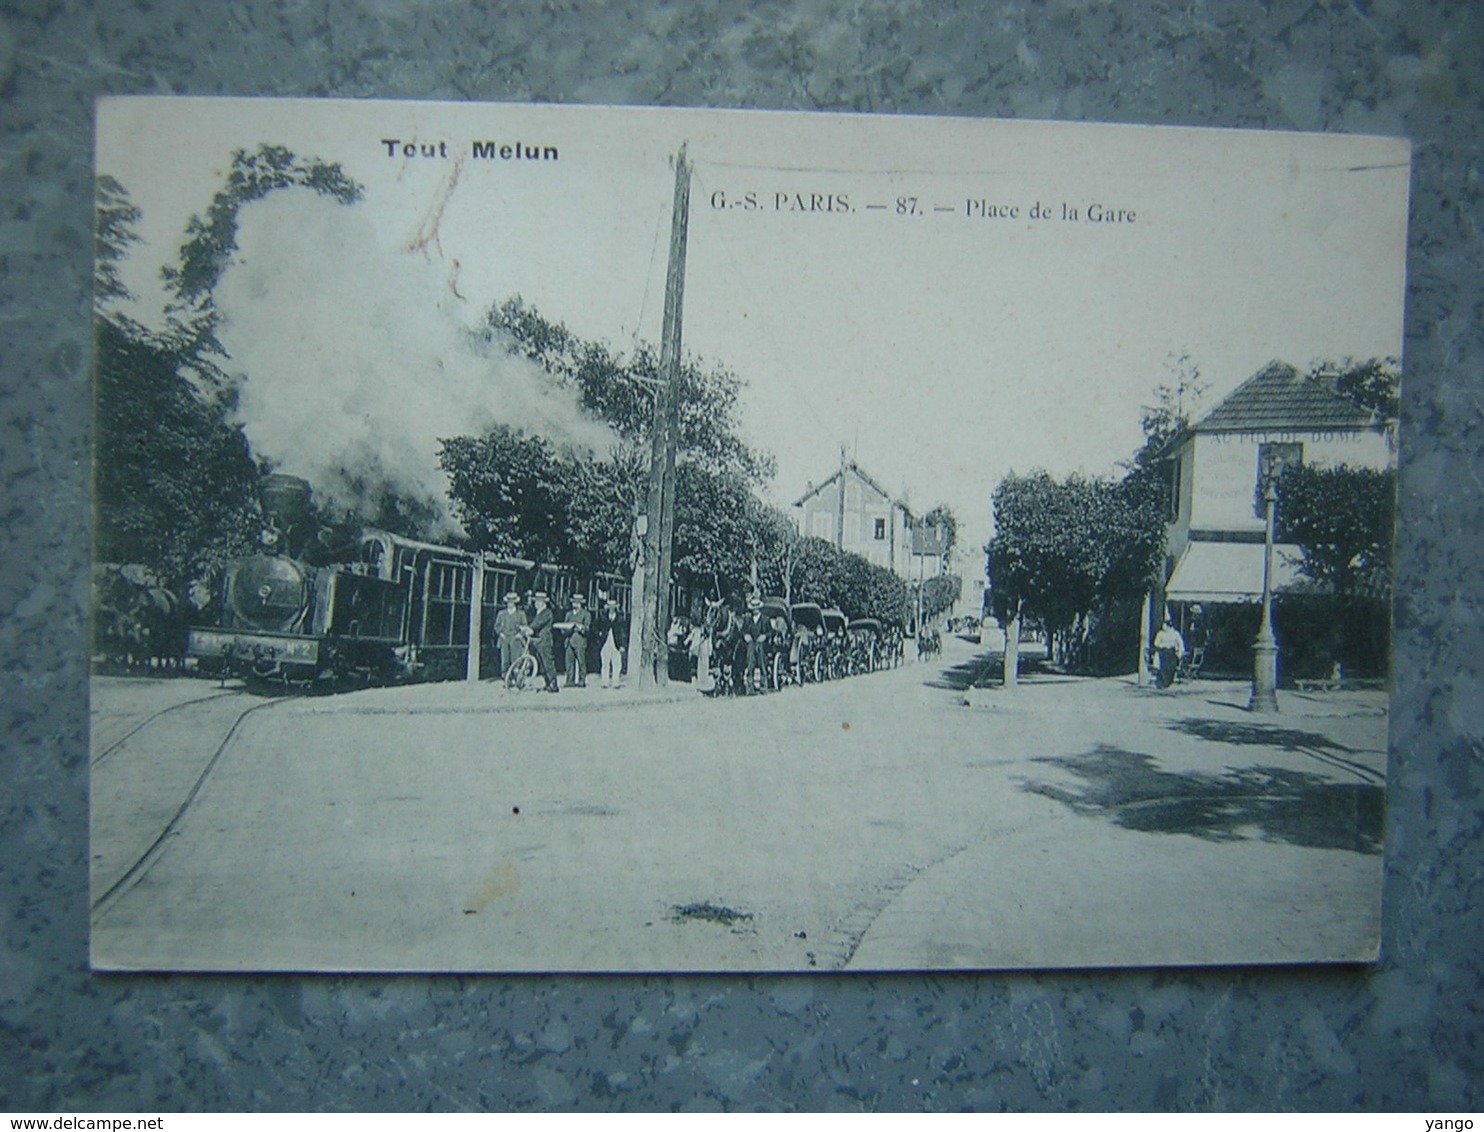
[
  {"xmin": 631, "ymin": 144, "xmax": 691, "ymax": 689},
  {"xmin": 835, "ymin": 445, "xmax": 847, "ymax": 550}
]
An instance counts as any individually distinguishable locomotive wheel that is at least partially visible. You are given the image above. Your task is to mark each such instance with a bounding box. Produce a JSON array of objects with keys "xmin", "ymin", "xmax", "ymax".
[
  {"xmin": 317, "ymin": 645, "xmax": 352, "ymax": 690},
  {"xmin": 770, "ymin": 653, "xmax": 784, "ymax": 691}
]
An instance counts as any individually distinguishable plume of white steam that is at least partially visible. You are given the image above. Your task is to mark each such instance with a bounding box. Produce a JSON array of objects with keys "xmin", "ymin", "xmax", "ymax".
[{"xmin": 213, "ymin": 191, "xmax": 619, "ymax": 537}]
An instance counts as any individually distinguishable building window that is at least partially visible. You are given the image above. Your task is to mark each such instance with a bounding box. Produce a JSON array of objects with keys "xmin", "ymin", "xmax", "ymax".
[
  {"xmin": 1256, "ymin": 442, "xmax": 1303, "ymax": 515},
  {"xmin": 873, "ymin": 517, "xmax": 886, "ymax": 540}
]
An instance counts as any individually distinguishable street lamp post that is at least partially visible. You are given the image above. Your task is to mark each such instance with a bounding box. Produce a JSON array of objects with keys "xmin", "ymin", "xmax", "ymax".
[{"xmin": 1248, "ymin": 470, "xmax": 1280, "ymax": 713}]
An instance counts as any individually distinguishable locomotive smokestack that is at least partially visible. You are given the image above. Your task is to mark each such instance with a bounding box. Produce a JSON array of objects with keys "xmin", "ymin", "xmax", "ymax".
[{"xmin": 260, "ymin": 473, "xmax": 313, "ymax": 538}]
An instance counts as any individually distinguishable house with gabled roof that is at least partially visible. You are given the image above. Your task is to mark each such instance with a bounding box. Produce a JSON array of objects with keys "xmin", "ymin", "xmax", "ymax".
[
  {"xmin": 1160, "ymin": 360, "xmax": 1395, "ymax": 605},
  {"xmin": 1153, "ymin": 360, "xmax": 1396, "ymax": 673},
  {"xmin": 793, "ymin": 454, "xmax": 918, "ymax": 577}
]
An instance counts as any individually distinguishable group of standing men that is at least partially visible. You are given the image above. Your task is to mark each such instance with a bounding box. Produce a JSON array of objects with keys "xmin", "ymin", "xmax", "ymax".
[{"xmin": 490, "ymin": 590, "xmax": 629, "ymax": 692}]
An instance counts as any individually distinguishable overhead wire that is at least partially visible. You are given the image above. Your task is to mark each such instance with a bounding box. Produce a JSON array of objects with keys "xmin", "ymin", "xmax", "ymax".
[
  {"xmin": 631, "ymin": 195, "xmax": 669, "ymax": 355},
  {"xmin": 687, "ymin": 160, "xmax": 840, "ymax": 455}
]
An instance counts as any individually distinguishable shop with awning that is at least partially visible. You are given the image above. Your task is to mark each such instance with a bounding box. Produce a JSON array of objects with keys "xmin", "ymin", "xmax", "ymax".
[{"xmin": 1163, "ymin": 540, "xmax": 1306, "ymax": 604}]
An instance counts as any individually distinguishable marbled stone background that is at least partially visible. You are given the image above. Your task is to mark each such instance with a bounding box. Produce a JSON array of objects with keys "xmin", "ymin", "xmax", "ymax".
[{"xmin": 2, "ymin": 0, "xmax": 1480, "ymax": 1112}]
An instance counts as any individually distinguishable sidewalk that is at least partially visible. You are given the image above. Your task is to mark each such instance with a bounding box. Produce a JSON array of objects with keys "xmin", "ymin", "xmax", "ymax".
[
  {"xmin": 965, "ymin": 670, "xmax": 1389, "ymax": 719},
  {"xmin": 849, "ymin": 670, "xmax": 1388, "ymax": 970},
  {"xmin": 293, "ymin": 675, "xmax": 703, "ymax": 716}
]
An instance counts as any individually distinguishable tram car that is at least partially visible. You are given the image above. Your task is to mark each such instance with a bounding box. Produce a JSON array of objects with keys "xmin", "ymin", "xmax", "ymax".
[{"xmin": 187, "ymin": 528, "xmax": 634, "ymax": 688}]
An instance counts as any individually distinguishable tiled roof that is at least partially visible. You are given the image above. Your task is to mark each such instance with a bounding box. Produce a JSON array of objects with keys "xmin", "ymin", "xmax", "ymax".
[
  {"xmin": 1192, "ymin": 360, "xmax": 1378, "ymax": 433},
  {"xmin": 794, "ymin": 461, "xmax": 908, "ymax": 512}
]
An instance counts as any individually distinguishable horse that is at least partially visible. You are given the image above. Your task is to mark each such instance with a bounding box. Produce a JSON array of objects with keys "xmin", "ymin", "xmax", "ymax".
[{"xmin": 701, "ymin": 600, "xmax": 744, "ymax": 695}]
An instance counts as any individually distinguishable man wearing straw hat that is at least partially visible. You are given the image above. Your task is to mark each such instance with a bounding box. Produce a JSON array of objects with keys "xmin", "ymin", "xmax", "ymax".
[
  {"xmin": 740, "ymin": 594, "xmax": 769, "ymax": 694},
  {"xmin": 594, "ymin": 596, "xmax": 627, "ymax": 689},
  {"xmin": 492, "ymin": 590, "xmax": 526, "ymax": 682},
  {"xmin": 528, "ymin": 591, "xmax": 560, "ymax": 692},
  {"xmin": 564, "ymin": 591, "xmax": 592, "ymax": 688}
]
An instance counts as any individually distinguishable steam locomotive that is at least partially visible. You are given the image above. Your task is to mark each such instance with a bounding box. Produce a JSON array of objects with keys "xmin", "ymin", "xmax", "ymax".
[
  {"xmin": 187, "ymin": 527, "xmax": 632, "ymax": 687},
  {"xmin": 184, "ymin": 472, "xmax": 633, "ymax": 687},
  {"xmin": 191, "ymin": 528, "xmax": 590, "ymax": 682}
]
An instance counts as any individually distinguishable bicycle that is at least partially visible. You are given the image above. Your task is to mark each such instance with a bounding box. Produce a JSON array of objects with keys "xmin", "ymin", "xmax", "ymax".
[{"xmin": 504, "ymin": 631, "xmax": 540, "ymax": 691}]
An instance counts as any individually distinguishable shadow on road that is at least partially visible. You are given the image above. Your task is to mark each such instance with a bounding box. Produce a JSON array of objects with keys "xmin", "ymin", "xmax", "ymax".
[
  {"xmin": 1168, "ymin": 718, "xmax": 1385, "ymax": 784},
  {"xmin": 923, "ymin": 649, "xmax": 1060, "ymax": 690},
  {"xmin": 1023, "ymin": 744, "xmax": 1384, "ymax": 854},
  {"xmin": 924, "ymin": 650, "xmax": 999, "ymax": 690}
]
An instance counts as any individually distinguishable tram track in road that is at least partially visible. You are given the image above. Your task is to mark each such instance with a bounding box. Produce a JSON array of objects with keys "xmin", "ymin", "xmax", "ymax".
[
  {"xmin": 90, "ymin": 692, "xmax": 293, "ymax": 922},
  {"xmin": 90, "ymin": 687, "xmax": 244, "ymax": 767}
]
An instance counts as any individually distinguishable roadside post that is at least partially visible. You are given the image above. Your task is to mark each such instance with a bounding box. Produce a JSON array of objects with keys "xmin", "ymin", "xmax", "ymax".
[{"xmin": 466, "ymin": 552, "xmax": 485, "ymax": 682}]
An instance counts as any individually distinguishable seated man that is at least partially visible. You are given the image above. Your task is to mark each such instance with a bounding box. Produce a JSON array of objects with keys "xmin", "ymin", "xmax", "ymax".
[{"xmin": 739, "ymin": 596, "xmax": 769, "ymax": 693}]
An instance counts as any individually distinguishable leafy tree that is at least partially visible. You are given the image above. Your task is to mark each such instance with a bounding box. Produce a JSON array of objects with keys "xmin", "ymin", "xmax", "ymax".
[
  {"xmin": 93, "ymin": 153, "xmax": 364, "ymax": 595},
  {"xmin": 93, "ymin": 318, "xmax": 261, "ymax": 589},
  {"xmin": 94, "ymin": 175, "xmax": 142, "ymax": 317},
  {"xmin": 478, "ymin": 297, "xmax": 774, "ymax": 483},
  {"xmin": 1122, "ymin": 352, "xmax": 1207, "ymax": 516},
  {"xmin": 986, "ymin": 470, "xmax": 1163, "ymax": 679},
  {"xmin": 160, "ymin": 144, "xmax": 363, "ymax": 385},
  {"xmin": 1268, "ymin": 460, "xmax": 1397, "ymax": 679},
  {"xmin": 1325, "ymin": 357, "xmax": 1400, "ymax": 421},
  {"xmin": 1275, "ymin": 464, "xmax": 1396, "ymax": 600},
  {"xmin": 747, "ymin": 499, "xmax": 802, "ymax": 599},
  {"xmin": 450, "ymin": 298, "xmax": 793, "ymax": 614},
  {"xmin": 1136, "ymin": 352, "xmax": 1208, "ymax": 461},
  {"xmin": 438, "ymin": 427, "xmax": 642, "ymax": 575},
  {"xmin": 786, "ymin": 536, "xmax": 850, "ymax": 607},
  {"xmin": 920, "ymin": 573, "xmax": 962, "ymax": 620},
  {"xmin": 440, "ymin": 417, "xmax": 909, "ymax": 622},
  {"xmin": 987, "ymin": 472, "xmax": 1090, "ymax": 649},
  {"xmin": 763, "ymin": 533, "xmax": 907, "ymax": 624},
  {"xmin": 558, "ymin": 447, "xmax": 646, "ymax": 577},
  {"xmin": 917, "ymin": 504, "xmax": 958, "ymax": 562},
  {"xmin": 840, "ymin": 553, "xmax": 909, "ymax": 626},
  {"xmin": 439, "ymin": 428, "xmax": 577, "ymax": 564},
  {"xmin": 671, "ymin": 463, "xmax": 758, "ymax": 597}
]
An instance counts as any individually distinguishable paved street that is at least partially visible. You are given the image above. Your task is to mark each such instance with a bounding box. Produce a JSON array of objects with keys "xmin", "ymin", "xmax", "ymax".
[{"xmin": 89, "ymin": 636, "xmax": 1387, "ymax": 973}]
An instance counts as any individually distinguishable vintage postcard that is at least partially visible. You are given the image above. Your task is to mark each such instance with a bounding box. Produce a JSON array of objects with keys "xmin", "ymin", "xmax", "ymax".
[{"xmin": 91, "ymin": 99, "xmax": 1409, "ymax": 972}]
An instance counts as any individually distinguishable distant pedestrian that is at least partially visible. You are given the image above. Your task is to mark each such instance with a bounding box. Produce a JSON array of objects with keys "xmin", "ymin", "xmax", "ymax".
[
  {"xmin": 564, "ymin": 592, "xmax": 591, "ymax": 687},
  {"xmin": 492, "ymin": 591, "xmax": 527, "ymax": 681},
  {"xmin": 1153, "ymin": 617, "xmax": 1185, "ymax": 689},
  {"xmin": 595, "ymin": 598, "xmax": 627, "ymax": 688}
]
